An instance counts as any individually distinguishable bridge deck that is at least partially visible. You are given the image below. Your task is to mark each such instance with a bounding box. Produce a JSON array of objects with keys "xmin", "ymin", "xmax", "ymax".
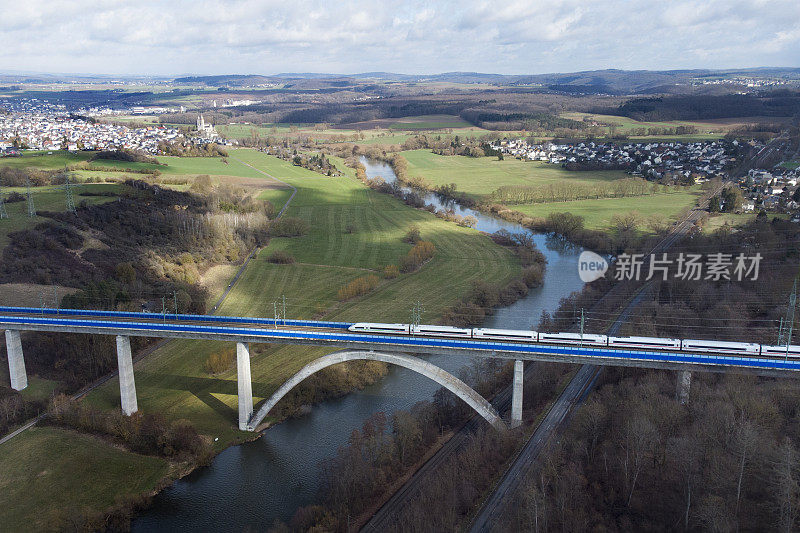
[{"xmin": 1, "ymin": 308, "xmax": 799, "ymax": 377}]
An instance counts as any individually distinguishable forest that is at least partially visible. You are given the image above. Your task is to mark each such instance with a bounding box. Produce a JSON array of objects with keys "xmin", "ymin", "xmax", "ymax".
[{"xmin": 608, "ymin": 91, "xmax": 800, "ymax": 121}]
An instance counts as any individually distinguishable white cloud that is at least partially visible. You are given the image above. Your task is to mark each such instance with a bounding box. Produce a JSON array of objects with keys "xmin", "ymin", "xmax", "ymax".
[{"xmin": 0, "ymin": 0, "xmax": 797, "ymax": 75}]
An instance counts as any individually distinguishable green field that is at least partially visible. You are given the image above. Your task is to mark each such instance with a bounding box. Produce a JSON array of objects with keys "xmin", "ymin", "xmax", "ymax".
[
  {"xmin": 511, "ymin": 189, "xmax": 701, "ymax": 230},
  {"xmin": 0, "ymin": 151, "xmax": 93, "ymax": 169},
  {"xmin": 84, "ymin": 148, "xmax": 519, "ymax": 438},
  {"xmin": 399, "ymin": 149, "xmax": 704, "ymax": 231},
  {"xmin": 0, "ymin": 427, "xmax": 168, "ymax": 532},
  {"xmin": 401, "ymin": 149, "xmax": 629, "ymax": 199},
  {"xmin": 216, "ymin": 116, "xmax": 501, "ymax": 147},
  {"xmin": 2, "ymin": 147, "xmax": 521, "ymax": 527},
  {"xmin": 562, "ymin": 112, "xmax": 735, "ymax": 134},
  {"xmin": 384, "ymin": 115, "xmax": 473, "ymax": 130},
  {"xmin": 0, "ymin": 150, "xmax": 321, "ymax": 181},
  {"xmin": 0, "ymin": 183, "xmax": 122, "ymax": 249},
  {"xmin": 703, "ymin": 213, "xmax": 756, "ymax": 232},
  {"xmin": 557, "ymin": 112, "xmax": 786, "ymax": 141}
]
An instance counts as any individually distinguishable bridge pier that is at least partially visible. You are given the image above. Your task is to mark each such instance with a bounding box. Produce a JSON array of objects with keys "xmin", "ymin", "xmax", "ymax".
[
  {"xmin": 236, "ymin": 342, "xmax": 253, "ymax": 430},
  {"xmin": 511, "ymin": 360, "xmax": 524, "ymax": 428},
  {"xmin": 5, "ymin": 330, "xmax": 27, "ymax": 391},
  {"xmin": 677, "ymin": 370, "xmax": 691, "ymax": 405},
  {"xmin": 116, "ymin": 335, "xmax": 138, "ymax": 415}
]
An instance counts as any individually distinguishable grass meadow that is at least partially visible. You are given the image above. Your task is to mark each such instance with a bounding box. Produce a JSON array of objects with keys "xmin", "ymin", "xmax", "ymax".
[
  {"xmin": 0, "ymin": 183, "xmax": 122, "ymax": 248},
  {"xmin": 401, "ymin": 149, "xmax": 629, "ymax": 199},
  {"xmin": 511, "ymin": 189, "xmax": 701, "ymax": 230},
  {"xmin": 1, "ymin": 147, "xmax": 520, "ymax": 525},
  {"xmin": 0, "ymin": 427, "xmax": 168, "ymax": 532}
]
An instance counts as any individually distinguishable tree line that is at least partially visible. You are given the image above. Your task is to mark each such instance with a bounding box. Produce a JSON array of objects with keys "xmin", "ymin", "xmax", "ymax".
[{"xmin": 489, "ymin": 178, "xmax": 673, "ymax": 205}]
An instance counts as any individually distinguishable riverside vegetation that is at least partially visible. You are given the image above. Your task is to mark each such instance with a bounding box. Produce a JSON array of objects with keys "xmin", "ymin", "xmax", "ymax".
[
  {"xmin": 0, "ymin": 147, "xmax": 525, "ymax": 530},
  {"xmin": 375, "ymin": 216, "xmax": 800, "ymax": 532}
]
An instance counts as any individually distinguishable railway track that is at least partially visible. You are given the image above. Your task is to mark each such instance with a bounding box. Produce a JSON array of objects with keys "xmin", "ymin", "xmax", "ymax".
[
  {"xmin": 466, "ymin": 184, "xmax": 720, "ymax": 532},
  {"xmin": 0, "ymin": 154, "xmax": 299, "ymax": 446},
  {"xmin": 365, "ymin": 184, "xmax": 721, "ymax": 532}
]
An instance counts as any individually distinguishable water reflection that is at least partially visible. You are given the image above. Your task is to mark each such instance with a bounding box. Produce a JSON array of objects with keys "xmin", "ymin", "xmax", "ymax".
[{"xmin": 133, "ymin": 157, "xmax": 585, "ymax": 531}]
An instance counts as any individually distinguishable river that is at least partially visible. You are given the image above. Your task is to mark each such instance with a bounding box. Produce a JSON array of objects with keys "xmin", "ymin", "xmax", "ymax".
[{"xmin": 132, "ymin": 158, "xmax": 585, "ymax": 531}]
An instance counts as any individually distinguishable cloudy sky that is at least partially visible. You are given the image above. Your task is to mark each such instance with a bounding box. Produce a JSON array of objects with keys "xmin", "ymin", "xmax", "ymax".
[{"xmin": 1, "ymin": 0, "xmax": 798, "ymax": 76}]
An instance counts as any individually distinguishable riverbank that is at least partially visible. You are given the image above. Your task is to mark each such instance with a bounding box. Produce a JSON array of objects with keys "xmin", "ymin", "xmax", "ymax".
[
  {"xmin": 362, "ymin": 149, "xmax": 710, "ymax": 253},
  {"xmin": 0, "ymin": 148, "xmax": 526, "ymax": 531},
  {"xmin": 127, "ymin": 155, "xmax": 584, "ymax": 531}
]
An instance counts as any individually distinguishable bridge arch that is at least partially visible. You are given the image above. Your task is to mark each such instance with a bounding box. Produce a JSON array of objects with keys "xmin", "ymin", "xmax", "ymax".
[{"xmin": 247, "ymin": 350, "xmax": 506, "ymax": 431}]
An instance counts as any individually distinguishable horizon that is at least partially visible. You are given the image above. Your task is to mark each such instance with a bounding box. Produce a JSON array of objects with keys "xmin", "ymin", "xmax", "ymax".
[
  {"xmin": 2, "ymin": 66, "xmax": 800, "ymax": 80},
  {"xmin": 1, "ymin": 1, "xmax": 798, "ymax": 76}
]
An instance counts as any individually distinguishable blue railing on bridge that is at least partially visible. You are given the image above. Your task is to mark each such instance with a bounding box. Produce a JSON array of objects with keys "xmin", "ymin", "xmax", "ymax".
[
  {"xmin": 0, "ymin": 306, "xmax": 352, "ymax": 330},
  {"xmin": 2, "ymin": 313, "xmax": 800, "ymax": 373}
]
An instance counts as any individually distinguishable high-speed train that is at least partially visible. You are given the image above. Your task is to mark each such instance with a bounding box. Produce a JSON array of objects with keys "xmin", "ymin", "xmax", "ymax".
[{"xmin": 347, "ymin": 323, "xmax": 800, "ymax": 359}]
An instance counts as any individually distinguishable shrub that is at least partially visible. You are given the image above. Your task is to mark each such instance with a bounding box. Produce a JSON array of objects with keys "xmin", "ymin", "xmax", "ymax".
[
  {"xmin": 203, "ymin": 348, "xmax": 236, "ymax": 375},
  {"xmin": 517, "ymin": 245, "xmax": 546, "ymax": 267},
  {"xmin": 403, "ymin": 225, "xmax": 421, "ymax": 244},
  {"xmin": 269, "ymin": 217, "xmax": 309, "ymax": 237},
  {"xmin": 48, "ymin": 395, "xmax": 208, "ymax": 459},
  {"xmin": 522, "ymin": 263, "xmax": 545, "ymax": 288},
  {"xmin": 267, "ymin": 250, "xmax": 296, "ymax": 264},
  {"xmin": 4, "ymin": 191, "xmax": 24, "ymax": 203},
  {"xmin": 442, "ymin": 301, "xmax": 486, "ymax": 327},
  {"xmin": 383, "ymin": 265, "xmax": 400, "ymax": 279},
  {"xmin": 399, "ymin": 241, "xmax": 436, "ymax": 273},
  {"xmin": 338, "ymin": 274, "xmax": 380, "ymax": 301}
]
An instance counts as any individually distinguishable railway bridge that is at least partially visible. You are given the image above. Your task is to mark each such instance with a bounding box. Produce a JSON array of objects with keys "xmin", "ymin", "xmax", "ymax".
[{"xmin": 2, "ymin": 306, "xmax": 799, "ymax": 432}]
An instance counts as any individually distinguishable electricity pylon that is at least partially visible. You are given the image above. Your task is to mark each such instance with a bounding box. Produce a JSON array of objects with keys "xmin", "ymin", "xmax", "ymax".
[
  {"xmin": 25, "ymin": 177, "xmax": 36, "ymax": 217},
  {"xmin": 0, "ymin": 185, "xmax": 7, "ymax": 219},
  {"xmin": 64, "ymin": 173, "xmax": 76, "ymax": 214}
]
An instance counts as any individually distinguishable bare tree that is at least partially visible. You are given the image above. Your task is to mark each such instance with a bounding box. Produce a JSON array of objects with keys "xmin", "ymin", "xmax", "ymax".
[
  {"xmin": 772, "ymin": 438, "xmax": 799, "ymax": 533},
  {"xmin": 577, "ymin": 399, "xmax": 607, "ymax": 461},
  {"xmin": 669, "ymin": 435, "xmax": 702, "ymax": 530},
  {"xmin": 622, "ymin": 414, "xmax": 658, "ymax": 507},
  {"xmin": 732, "ymin": 416, "xmax": 759, "ymax": 515}
]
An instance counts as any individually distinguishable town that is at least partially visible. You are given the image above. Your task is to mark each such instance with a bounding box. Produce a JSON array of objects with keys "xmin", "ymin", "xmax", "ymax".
[
  {"xmin": 492, "ymin": 137, "xmax": 800, "ymax": 219},
  {"xmin": 0, "ymin": 100, "xmax": 222, "ymax": 154}
]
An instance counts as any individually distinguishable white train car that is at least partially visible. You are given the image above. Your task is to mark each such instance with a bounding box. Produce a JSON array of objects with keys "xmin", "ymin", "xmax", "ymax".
[
  {"xmin": 411, "ymin": 324, "xmax": 472, "ymax": 338},
  {"xmin": 608, "ymin": 336, "xmax": 682, "ymax": 351},
  {"xmin": 348, "ymin": 323, "xmax": 410, "ymax": 334},
  {"xmin": 538, "ymin": 332, "xmax": 608, "ymax": 346},
  {"xmin": 760, "ymin": 344, "xmax": 800, "ymax": 359},
  {"xmin": 472, "ymin": 328, "xmax": 538, "ymax": 342},
  {"xmin": 681, "ymin": 339, "xmax": 761, "ymax": 356}
]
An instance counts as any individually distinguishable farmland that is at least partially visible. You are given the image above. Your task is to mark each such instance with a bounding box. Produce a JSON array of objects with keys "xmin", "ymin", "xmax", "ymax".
[
  {"xmin": 86, "ymin": 147, "xmax": 520, "ymax": 435},
  {"xmin": 511, "ymin": 188, "xmax": 701, "ymax": 231},
  {"xmin": 0, "ymin": 147, "xmax": 522, "ymax": 526},
  {"xmin": 398, "ymin": 149, "xmax": 702, "ymax": 231},
  {"xmin": 401, "ymin": 149, "xmax": 629, "ymax": 199},
  {"xmin": 0, "ymin": 427, "xmax": 169, "ymax": 532},
  {"xmin": 560, "ymin": 112, "xmax": 790, "ymax": 141},
  {"xmin": 215, "ymin": 115, "xmax": 515, "ymax": 148}
]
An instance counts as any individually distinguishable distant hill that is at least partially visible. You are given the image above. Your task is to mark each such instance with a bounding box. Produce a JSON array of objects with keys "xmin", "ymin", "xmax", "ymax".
[
  {"xmin": 221, "ymin": 68, "xmax": 800, "ymax": 94},
  {"xmin": 173, "ymin": 74, "xmax": 281, "ymax": 86}
]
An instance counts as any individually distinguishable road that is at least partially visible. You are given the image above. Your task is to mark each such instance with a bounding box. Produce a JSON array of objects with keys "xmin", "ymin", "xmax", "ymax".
[{"xmin": 211, "ymin": 156, "xmax": 297, "ymax": 312}]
